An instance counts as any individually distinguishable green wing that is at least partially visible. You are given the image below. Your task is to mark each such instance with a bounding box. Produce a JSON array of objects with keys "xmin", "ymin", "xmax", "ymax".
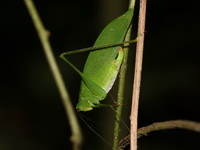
[{"xmin": 77, "ymin": 9, "xmax": 134, "ymax": 111}]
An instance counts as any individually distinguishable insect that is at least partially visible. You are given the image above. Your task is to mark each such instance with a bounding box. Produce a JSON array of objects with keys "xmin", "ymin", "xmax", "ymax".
[{"xmin": 60, "ymin": 9, "xmax": 134, "ymax": 111}]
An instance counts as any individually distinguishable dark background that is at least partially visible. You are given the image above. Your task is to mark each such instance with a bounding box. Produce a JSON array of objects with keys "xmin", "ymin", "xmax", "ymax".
[{"xmin": 1, "ymin": 0, "xmax": 200, "ymax": 150}]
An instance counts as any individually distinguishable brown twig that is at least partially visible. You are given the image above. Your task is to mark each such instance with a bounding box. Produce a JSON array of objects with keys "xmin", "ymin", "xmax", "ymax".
[
  {"xmin": 130, "ymin": 0, "xmax": 147, "ymax": 149},
  {"xmin": 119, "ymin": 120, "xmax": 200, "ymax": 150}
]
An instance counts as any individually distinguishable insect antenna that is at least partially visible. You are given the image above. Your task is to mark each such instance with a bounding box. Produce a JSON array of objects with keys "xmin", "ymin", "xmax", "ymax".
[
  {"xmin": 110, "ymin": 106, "xmax": 130, "ymax": 132},
  {"xmin": 78, "ymin": 112, "xmax": 107, "ymax": 127},
  {"xmin": 77, "ymin": 112, "xmax": 113, "ymax": 147},
  {"xmin": 108, "ymin": 93, "xmax": 130, "ymax": 132}
]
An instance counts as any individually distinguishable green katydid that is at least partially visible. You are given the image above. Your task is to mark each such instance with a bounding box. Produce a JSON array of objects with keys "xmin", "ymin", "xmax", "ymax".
[{"xmin": 60, "ymin": 9, "xmax": 135, "ymax": 111}]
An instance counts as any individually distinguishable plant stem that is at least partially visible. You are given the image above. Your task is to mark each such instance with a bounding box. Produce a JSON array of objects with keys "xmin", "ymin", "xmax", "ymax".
[
  {"xmin": 130, "ymin": 0, "xmax": 147, "ymax": 150},
  {"xmin": 129, "ymin": 0, "xmax": 137, "ymax": 9},
  {"xmin": 112, "ymin": 29, "xmax": 132, "ymax": 150},
  {"xmin": 24, "ymin": 0, "xmax": 83, "ymax": 149},
  {"xmin": 119, "ymin": 120, "xmax": 200, "ymax": 150},
  {"xmin": 112, "ymin": 1, "xmax": 136, "ymax": 149}
]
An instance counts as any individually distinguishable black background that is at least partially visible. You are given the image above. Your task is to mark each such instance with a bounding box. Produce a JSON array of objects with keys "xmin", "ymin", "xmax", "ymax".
[{"xmin": 1, "ymin": 0, "xmax": 200, "ymax": 150}]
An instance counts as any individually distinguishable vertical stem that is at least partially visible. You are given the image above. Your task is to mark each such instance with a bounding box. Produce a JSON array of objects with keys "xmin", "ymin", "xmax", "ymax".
[
  {"xmin": 112, "ymin": 1, "xmax": 136, "ymax": 150},
  {"xmin": 130, "ymin": 0, "xmax": 147, "ymax": 150},
  {"xmin": 24, "ymin": 0, "xmax": 83, "ymax": 150},
  {"xmin": 112, "ymin": 28, "xmax": 132, "ymax": 150}
]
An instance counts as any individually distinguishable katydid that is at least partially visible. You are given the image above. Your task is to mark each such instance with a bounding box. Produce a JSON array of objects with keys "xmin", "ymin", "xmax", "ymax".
[{"xmin": 60, "ymin": 9, "xmax": 134, "ymax": 111}]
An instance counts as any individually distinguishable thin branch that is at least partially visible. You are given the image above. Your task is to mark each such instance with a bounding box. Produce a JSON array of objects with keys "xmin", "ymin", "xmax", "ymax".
[
  {"xmin": 24, "ymin": 0, "xmax": 83, "ymax": 149},
  {"xmin": 112, "ymin": 0, "xmax": 137, "ymax": 149},
  {"xmin": 119, "ymin": 120, "xmax": 200, "ymax": 150},
  {"xmin": 130, "ymin": 0, "xmax": 147, "ymax": 150}
]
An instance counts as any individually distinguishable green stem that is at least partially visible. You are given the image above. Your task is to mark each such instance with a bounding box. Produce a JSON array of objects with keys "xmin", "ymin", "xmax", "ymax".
[
  {"xmin": 112, "ymin": 1, "xmax": 136, "ymax": 149},
  {"xmin": 24, "ymin": 0, "xmax": 83, "ymax": 149}
]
